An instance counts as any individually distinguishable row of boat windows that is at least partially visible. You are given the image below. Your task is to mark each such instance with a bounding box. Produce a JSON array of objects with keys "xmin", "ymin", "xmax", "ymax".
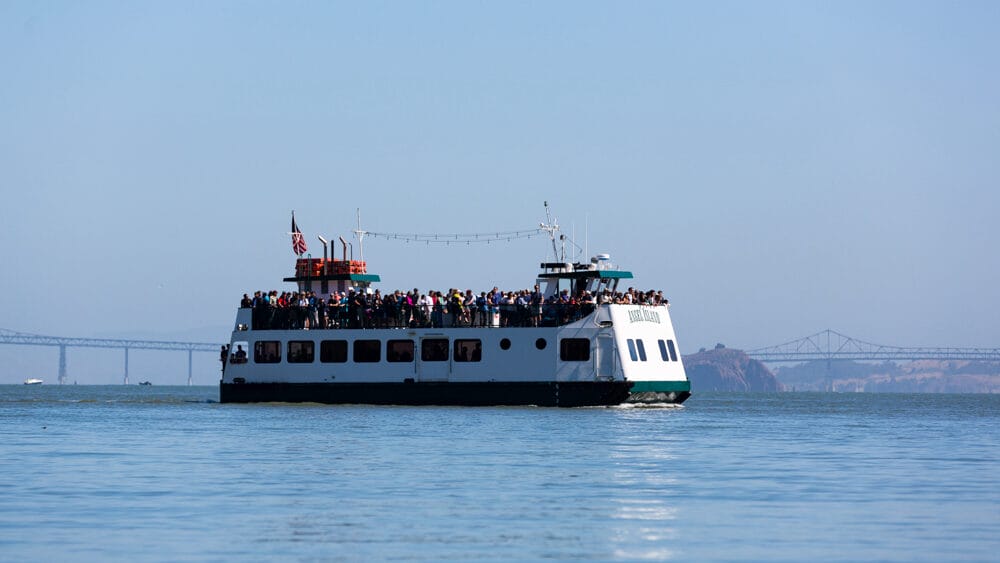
[
  {"xmin": 245, "ymin": 337, "xmax": 595, "ymax": 365},
  {"xmin": 626, "ymin": 338, "xmax": 679, "ymax": 362}
]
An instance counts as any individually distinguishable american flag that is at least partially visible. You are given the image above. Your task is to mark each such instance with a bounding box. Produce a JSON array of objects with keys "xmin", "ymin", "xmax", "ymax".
[{"xmin": 291, "ymin": 214, "xmax": 308, "ymax": 256}]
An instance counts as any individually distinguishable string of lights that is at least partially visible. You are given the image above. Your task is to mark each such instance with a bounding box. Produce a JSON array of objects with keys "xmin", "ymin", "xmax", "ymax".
[{"xmin": 361, "ymin": 228, "xmax": 545, "ymax": 245}]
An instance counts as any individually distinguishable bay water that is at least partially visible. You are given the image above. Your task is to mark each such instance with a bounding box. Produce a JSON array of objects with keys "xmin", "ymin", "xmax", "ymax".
[{"xmin": 1, "ymin": 386, "xmax": 997, "ymax": 561}]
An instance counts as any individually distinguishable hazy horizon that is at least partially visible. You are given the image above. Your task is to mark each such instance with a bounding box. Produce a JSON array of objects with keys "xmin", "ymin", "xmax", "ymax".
[{"xmin": 2, "ymin": 2, "xmax": 998, "ymax": 383}]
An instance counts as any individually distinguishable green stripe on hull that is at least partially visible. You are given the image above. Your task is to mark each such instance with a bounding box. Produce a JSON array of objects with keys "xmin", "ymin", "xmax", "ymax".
[{"xmin": 629, "ymin": 380, "xmax": 691, "ymax": 393}]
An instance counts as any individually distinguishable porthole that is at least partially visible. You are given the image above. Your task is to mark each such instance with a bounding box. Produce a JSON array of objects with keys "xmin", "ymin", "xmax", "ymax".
[
  {"xmin": 499, "ymin": 338, "xmax": 511, "ymax": 350},
  {"xmin": 535, "ymin": 338, "xmax": 547, "ymax": 350}
]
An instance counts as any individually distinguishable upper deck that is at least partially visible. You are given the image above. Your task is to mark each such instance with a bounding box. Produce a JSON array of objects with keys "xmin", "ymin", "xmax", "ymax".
[{"xmin": 239, "ymin": 251, "xmax": 664, "ymax": 332}]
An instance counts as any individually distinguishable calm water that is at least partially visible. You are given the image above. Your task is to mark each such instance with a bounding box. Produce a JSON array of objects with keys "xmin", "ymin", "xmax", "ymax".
[{"xmin": 0, "ymin": 386, "xmax": 997, "ymax": 562}]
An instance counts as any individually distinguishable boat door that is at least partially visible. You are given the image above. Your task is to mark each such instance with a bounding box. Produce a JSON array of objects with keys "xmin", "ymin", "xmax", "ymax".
[
  {"xmin": 417, "ymin": 337, "xmax": 450, "ymax": 381},
  {"xmin": 595, "ymin": 333, "xmax": 616, "ymax": 379}
]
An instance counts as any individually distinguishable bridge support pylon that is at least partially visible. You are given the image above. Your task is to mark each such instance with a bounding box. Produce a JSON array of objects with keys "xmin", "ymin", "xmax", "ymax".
[
  {"xmin": 58, "ymin": 345, "xmax": 67, "ymax": 385},
  {"xmin": 123, "ymin": 347, "xmax": 129, "ymax": 385},
  {"xmin": 187, "ymin": 349, "xmax": 193, "ymax": 386}
]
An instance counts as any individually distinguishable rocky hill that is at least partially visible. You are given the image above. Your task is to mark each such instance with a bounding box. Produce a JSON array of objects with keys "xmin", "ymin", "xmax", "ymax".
[{"xmin": 682, "ymin": 346, "xmax": 783, "ymax": 392}]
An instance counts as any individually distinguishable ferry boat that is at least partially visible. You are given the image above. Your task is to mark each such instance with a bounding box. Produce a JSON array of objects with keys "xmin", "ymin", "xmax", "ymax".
[
  {"xmin": 23, "ymin": 378, "xmax": 43, "ymax": 385},
  {"xmin": 220, "ymin": 226, "xmax": 690, "ymax": 407}
]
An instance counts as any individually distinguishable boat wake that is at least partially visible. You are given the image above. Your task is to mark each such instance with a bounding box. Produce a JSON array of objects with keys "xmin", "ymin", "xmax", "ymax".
[
  {"xmin": 622, "ymin": 391, "xmax": 687, "ymax": 408},
  {"xmin": 614, "ymin": 401, "xmax": 685, "ymax": 409}
]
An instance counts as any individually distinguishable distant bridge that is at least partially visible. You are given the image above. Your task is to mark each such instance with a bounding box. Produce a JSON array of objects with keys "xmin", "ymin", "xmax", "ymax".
[
  {"xmin": 0, "ymin": 328, "xmax": 221, "ymax": 385},
  {"xmin": 4, "ymin": 327, "xmax": 998, "ymax": 385},
  {"xmin": 745, "ymin": 329, "xmax": 1000, "ymax": 363}
]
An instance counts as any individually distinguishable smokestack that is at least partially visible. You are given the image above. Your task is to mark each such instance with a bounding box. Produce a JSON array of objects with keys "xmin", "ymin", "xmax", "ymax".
[
  {"xmin": 338, "ymin": 236, "xmax": 348, "ymax": 261},
  {"xmin": 317, "ymin": 236, "xmax": 329, "ymax": 261}
]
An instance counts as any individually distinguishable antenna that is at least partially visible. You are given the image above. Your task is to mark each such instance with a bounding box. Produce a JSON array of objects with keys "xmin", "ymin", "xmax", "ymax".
[{"xmin": 539, "ymin": 201, "xmax": 560, "ymax": 261}]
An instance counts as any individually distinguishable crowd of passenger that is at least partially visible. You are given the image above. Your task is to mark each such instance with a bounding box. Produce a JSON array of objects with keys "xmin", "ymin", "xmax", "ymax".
[{"xmin": 240, "ymin": 286, "xmax": 669, "ymax": 331}]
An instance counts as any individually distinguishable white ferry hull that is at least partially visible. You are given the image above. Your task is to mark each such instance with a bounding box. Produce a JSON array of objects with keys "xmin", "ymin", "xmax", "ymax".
[{"xmin": 221, "ymin": 304, "xmax": 689, "ymax": 407}]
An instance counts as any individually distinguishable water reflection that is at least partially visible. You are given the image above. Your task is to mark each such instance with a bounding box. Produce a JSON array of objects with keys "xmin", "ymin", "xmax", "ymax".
[{"xmin": 606, "ymin": 412, "xmax": 683, "ymax": 560}]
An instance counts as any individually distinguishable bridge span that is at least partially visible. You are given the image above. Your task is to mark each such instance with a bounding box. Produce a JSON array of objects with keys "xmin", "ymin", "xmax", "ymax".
[
  {"xmin": 746, "ymin": 329, "xmax": 1000, "ymax": 363},
  {"xmin": 0, "ymin": 328, "xmax": 220, "ymax": 385}
]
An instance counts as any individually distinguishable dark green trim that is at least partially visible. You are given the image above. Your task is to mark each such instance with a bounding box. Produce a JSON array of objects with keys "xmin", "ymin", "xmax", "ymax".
[
  {"xmin": 537, "ymin": 270, "xmax": 634, "ymax": 281},
  {"xmin": 629, "ymin": 380, "xmax": 691, "ymax": 393},
  {"xmin": 283, "ymin": 274, "xmax": 382, "ymax": 283}
]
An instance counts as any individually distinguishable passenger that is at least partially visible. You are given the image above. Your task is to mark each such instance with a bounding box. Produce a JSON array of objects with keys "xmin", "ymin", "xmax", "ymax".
[
  {"xmin": 451, "ymin": 289, "xmax": 465, "ymax": 327},
  {"xmin": 327, "ymin": 293, "xmax": 339, "ymax": 328},
  {"xmin": 316, "ymin": 295, "xmax": 327, "ymax": 328},
  {"xmin": 338, "ymin": 291, "xmax": 350, "ymax": 326},
  {"xmin": 298, "ymin": 292, "xmax": 310, "ymax": 329},
  {"xmin": 352, "ymin": 290, "xmax": 368, "ymax": 329},
  {"xmin": 500, "ymin": 291, "xmax": 514, "ymax": 327},
  {"xmin": 384, "ymin": 290, "xmax": 398, "ymax": 328},
  {"xmin": 515, "ymin": 291, "xmax": 529, "ymax": 326},
  {"xmin": 309, "ymin": 291, "xmax": 319, "ymax": 328},
  {"xmin": 464, "ymin": 289, "xmax": 476, "ymax": 327},
  {"xmin": 431, "ymin": 291, "xmax": 444, "ymax": 328},
  {"xmin": 372, "ymin": 290, "xmax": 385, "ymax": 328},
  {"xmin": 399, "ymin": 291, "xmax": 412, "ymax": 327},
  {"xmin": 475, "ymin": 291, "xmax": 487, "ymax": 327}
]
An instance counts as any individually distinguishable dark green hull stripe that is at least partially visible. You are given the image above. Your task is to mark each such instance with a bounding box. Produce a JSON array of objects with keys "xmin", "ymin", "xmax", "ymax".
[{"xmin": 629, "ymin": 380, "xmax": 691, "ymax": 393}]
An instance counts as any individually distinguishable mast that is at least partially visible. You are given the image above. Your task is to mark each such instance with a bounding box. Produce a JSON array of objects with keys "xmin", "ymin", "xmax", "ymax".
[
  {"xmin": 354, "ymin": 208, "xmax": 366, "ymax": 262},
  {"xmin": 540, "ymin": 201, "xmax": 561, "ymax": 262}
]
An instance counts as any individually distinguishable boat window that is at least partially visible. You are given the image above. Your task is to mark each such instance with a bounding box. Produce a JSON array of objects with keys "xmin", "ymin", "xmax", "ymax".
[
  {"xmin": 667, "ymin": 339, "xmax": 678, "ymax": 362},
  {"xmin": 636, "ymin": 339, "xmax": 648, "ymax": 361},
  {"xmin": 626, "ymin": 339, "xmax": 638, "ymax": 362},
  {"xmin": 535, "ymin": 338, "xmax": 547, "ymax": 350},
  {"xmin": 254, "ymin": 341, "xmax": 281, "ymax": 364},
  {"xmin": 287, "ymin": 340, "xmax": 315, "ymax": 363},
  {"xmin": 354, "ymin": 340, "xmax": 381, "ymax": 363},
  {"xmin": 421, "ymin": 338, "xmax": 449, "ymax": 362},
  {"xmin": 454, "ymin": 339, "xmax": 482, "ymax": 362},
  {"xmin": 320, "ymin": 340, "xmax": 347, "ymax": 363},
  {"xmin": 658, "ymin": 339, "xmax": 670, "ymax": 362},
  {"xmin": 229, "ymin": 341, "xmax": 249, "ymax": 364},
  {"xmin": 387, "ymin": 339, "xmax": 414, "ymax": 363},
  {"xmin": 560, "ymin": 338, "xmax": 590, "ymax": 362},
  {"xmin": 499, "ymin": 338, "xmax": 511, "ymax": 350}
]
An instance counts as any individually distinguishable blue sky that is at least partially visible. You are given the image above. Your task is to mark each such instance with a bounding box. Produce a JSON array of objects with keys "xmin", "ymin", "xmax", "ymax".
[{"xmin": 1, "ymin": 2, "xmax": 998, "ymax": 383}]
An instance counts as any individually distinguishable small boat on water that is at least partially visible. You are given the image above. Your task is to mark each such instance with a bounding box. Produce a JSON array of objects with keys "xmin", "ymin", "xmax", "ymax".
[
  {"xmin": 23, "ymin": 378, "xmax": 43, "ymax": 385},
  {"xmin": 138, "ymin": 381, "xmax": 152, "ymax": 386},
  {"xmin": 220, "ymin": 211, "xmax": 690, "ymax": 407}
]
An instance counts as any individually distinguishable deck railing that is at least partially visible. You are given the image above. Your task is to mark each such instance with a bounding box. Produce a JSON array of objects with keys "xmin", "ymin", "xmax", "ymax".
[{"xmin": 245, "ymin": 302, "xmax": 600, "ymax": 330}]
